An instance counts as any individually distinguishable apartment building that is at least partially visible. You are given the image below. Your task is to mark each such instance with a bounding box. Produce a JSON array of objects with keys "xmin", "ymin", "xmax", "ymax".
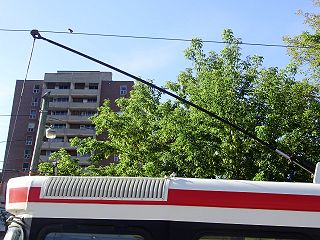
[{"xmin": 2, "ymin": 71, "xmax": 133, "ymax": 183}]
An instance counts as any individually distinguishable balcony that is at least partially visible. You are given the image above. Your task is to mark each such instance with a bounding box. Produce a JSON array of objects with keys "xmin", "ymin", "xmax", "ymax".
[
  {"xmin": 46, "ymin": 89, "xmax": 71, "ymax": 96},
  {"xmin": 51, "ymin": 128, "xmax": 95, "ymax": 137},
  {"xmin": 39, "ymin": 155, "xmax": 91, "ymax": 166},
  {"xmin": 70, "ymin": 89, "xmax": 98, "ymax": 96},
  {"xmin": 39, "ymin": 155, "xmax": 50, "ymax": 162},
  {"xmin": 53, "ymin": 128, "xmax": 67, "ymax": 135},
  {"xmin": 65, "ymin": 128, "xmax": 95, "ymax": 137},
  {"xmin": 41, "ymin": 141, "xmax": 75, "ymax": 150},
  {"xmin": 47, "ymin": 115, "xmax": 69, "ymax": 123},
  {"xmin": 49, "ymin": 102, "xmax": 70, "ymax": 109},
  {"xmin": 69, "ymin": 102, "xmax": 98, "ymax": 109},
  {"xmin": 54, "ymin": 156, "xmax": 91, "ymax": 165},
  {"xmin": 68, "ymin": 115, "xmax": 93, "ymax": 123},
  {"xmin": 46, "ymin": 115, "xmax": 95, "ymax": 124}
]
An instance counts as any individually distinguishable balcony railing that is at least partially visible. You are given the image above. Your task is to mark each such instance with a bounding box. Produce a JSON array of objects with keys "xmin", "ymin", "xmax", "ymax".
[
  {"xmin": 45, "ymin": 89, "xmax": 71, "ymax": 96},
  {"xmin": 39, "ymin": 155, "xmax": 50, "ymax": 162},
  {"xmin": 53, "ymin": 128, "xmax": 95, "ymax": 136},
  {"xmin": 41, "ymin": 141, "xmax": 74, "ymax": 149},
  {"xmin": 70, "ymin": 89, "xmax": 98, "ymax": 96},
  {"xmin": 46, "ymin": 115, "xmax": 94, "ymax": 124},
  {"xmin": 47, "ymin": 115, "xmax": 69, "ymax": 123},
  {"xmin": 39, "ymin": 155, "xmax": 91, "ymax": 166},
  {"xmin": 69, "ymin": 102, "xmax": 98, "ymax": 109},
  {"xmin": 49, "ymin": 102, "xmax": 70, "ymax": 109},
  {"xmin": 68, "ymin": 115, "xmax": 92, "ymax": 123}
]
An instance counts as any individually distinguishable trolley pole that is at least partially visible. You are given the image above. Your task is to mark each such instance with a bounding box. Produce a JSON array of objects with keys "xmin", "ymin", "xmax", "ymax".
[
  {"xmin": 29, "ymin": 92, "xmax": 50, "ymax": 175},
  {"xmin": 29, "ymin": 29, "xmax": 316, "ymax": 175}
]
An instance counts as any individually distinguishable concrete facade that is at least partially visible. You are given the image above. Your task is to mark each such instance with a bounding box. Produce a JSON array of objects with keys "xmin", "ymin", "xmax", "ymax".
[{"xmin": 2, "ymin": 71, "xmax": 133, "ymax": 186}]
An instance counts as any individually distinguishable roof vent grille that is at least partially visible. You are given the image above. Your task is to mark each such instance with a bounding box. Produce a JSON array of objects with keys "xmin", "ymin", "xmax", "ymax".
[{"xmin": 40, "ymin": 176, "xmax": 169, "ymax": 201}]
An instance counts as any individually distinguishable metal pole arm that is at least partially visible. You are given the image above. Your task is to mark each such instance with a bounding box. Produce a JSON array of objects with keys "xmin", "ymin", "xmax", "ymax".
[
  {"xmin": 30, "ymin": 30, "xmax": 316, "ymax": 175},
  {"xmin": 29, "ymin": 92, "xmax": 50, "ymax": 175}
]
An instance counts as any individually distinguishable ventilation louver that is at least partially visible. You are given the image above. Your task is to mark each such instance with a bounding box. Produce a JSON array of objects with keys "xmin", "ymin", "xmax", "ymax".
[{"xmin": 40, "ymin": 176, "xmax": 169, "ymax": 201}]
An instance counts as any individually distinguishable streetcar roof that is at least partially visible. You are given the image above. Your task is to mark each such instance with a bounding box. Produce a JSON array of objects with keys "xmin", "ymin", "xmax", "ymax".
[{"xmin": 6, "ymin": 176, "xmax": 320, "ymax": 228}]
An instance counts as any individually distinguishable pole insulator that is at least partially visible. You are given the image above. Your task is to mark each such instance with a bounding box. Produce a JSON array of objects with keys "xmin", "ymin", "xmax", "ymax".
[{"xmin": 30, "ymin": 29, "xmax": 42, "ymax": 39}]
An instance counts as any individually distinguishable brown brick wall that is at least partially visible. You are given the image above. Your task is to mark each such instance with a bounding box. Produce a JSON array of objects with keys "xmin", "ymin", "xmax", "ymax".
[
  {"xmin": 3, "ymin": 77, "xmax": 134, "ymax": 181},
  {"xmin": 3, "ymin": 80, "xmax": 43, "ymax": 182},
  {"xmin": 100, "ymin": 81, "xmax": 133, "ymax": 111}
]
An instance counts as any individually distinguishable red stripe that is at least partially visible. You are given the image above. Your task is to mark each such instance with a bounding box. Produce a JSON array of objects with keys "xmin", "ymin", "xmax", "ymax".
[
  {"xmin": 168, "ymin": 189, "xmax": 320, "ymax": 212},
  {"xmin": 8, "ymin": 187, "xmax": 320, "ymax": 212}
]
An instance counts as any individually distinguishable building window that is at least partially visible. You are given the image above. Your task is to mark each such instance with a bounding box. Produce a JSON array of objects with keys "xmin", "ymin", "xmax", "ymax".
[
  {"xmin": 77, "ymin": 152, "xmax": 91, "ymax": 157},
  {"xmin": 70, "ymin": 111, "xmax": 80, "ymax": 116},
  {"xmin": 80, "ymin": 125, "xmax": 95, "ymax": 130},
  {"xmin": 86, "ymin": 125, "xmax": 95, "ymax": 130},
  {"xmin": 27, "ymin": 123, "xmax": 35, "ymax": 132},
  {"xmin": 89, "ymin": 83, "xmax": 99, "ymax": 89},
  {"xmin": 69, "ymin": 124, "xmax": 79, "ymax": 129},
  {"xmin": 57, "ymin": 83, "xmax": 71, "ymax": 89},
  {"xmin": 51, "ymin": 111, "xmax": 68, "ymax": 115},
  {"xmin": 87, "ymin": 98, "xmax": 97, "ymax": 103},
  {"xmin": 31, "ymin": 97, "xmax": 39, "ymax": 106},
  {"xmin": 45, "ymin": 150, "xmax": 52, "ymax": 156},
  {"xmin": 46, "ymin": 82, "xmax": 55, "ymax": 89},
  {"xmin": 33, "ymin": 84, "xmax": 40, "ymax": 93},
  {"xmin": 22, "ymin": 162, "xmax": 30, "ymax": 172},
  {"xmin": 29, "ymin": 110, "xmax": 37, "ymax": 119},
  {"xmin": 25, "ymin": 136, "xmax": 33, "ymax": 145},
  {"xmin": 50, "ymin": 97, "xmax": 69, "ymax": 102},
  {"xmin": 74, "ymin": 83, "xmax": 85, "ymax": 89},
  {"xmin": 49, "ymin": 137, "xmax": 64, "ymax": 143},
  {"xmin": 120, "ymin": 85, "xmax": 127, "ymax": 95},
  {"xmin": 24, "ymin": 149, "xmax": 32, "ymax": 159},
  {"xmin": 80, "ymin": 111, "xmax": 96, "ymax": 116},
  {"xmin": 73, "ymin": 98, "xmax": 84, "ymax": 103},
  {"xmin": 40, "ymin": 150, "xmax": 55, "ymax": 156},
  {"xmin": 52, "ymin": 123, "xmax": 66, "ymax": 129}
]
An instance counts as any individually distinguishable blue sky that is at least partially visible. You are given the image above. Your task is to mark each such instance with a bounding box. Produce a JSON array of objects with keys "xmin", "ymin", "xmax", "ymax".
[{"xmin": 0, "ymin": 0, "xmax": 316, "ymax": 169}]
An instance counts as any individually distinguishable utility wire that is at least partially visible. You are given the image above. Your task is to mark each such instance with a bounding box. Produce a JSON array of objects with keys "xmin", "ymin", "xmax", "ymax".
[
  {"xmin": 0, "ymin": 114, "xmax": 31, "ymax": 117},
  {"xmin": 31, "ymin": 30, "xmax": 316, "ymax": 175},
  {"xmin": 2, "ymin": 38, "xmax": 36, "ymax": 181},
  {"xmin": 0, "ymin": 28, "xmax": 316, "ymax": 49},
  {"xmin": 0, "ymin": 140, "xmax": 26, "ymax": 144},
  {"xmin": 0, "ymin": 115, "xmax": 89, "ymax": 125}
]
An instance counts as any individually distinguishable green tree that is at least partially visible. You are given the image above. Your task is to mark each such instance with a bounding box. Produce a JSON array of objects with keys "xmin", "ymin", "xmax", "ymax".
[
  {"xmin": 38, "ymin": 149, "xmax": 82, "ymax": 176},
  {"xmin": 165, "ymin": 30, "xmax": 319, "ymax": 181},
  {"xmin": 283, "ymin": 0, "xmax": 320, "ymax": 80},
  {"xmin": 39, "ymin": 29, "xmax": 320, "ymax": 182}
]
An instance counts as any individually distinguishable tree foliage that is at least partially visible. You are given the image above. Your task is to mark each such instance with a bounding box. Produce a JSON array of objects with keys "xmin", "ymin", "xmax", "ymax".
[
  {"xmin": 39, "ymin": 29, "xmax": 320, "ymax": 182},
  {"xmin": 38, "ymin": 149, "xmax": 82, "ymax": 176},
  {"xmin": 283, "ymin": 0, "xmax": 320, "ymax": 80}
]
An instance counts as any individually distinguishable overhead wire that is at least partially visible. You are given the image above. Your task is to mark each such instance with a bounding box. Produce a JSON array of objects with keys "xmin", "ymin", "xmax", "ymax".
[
  {"xmin": 29, "ymin": 30, "xmax": 316, "ymax": 175},
  {"xmin": 1, "ymin": 38, "xmax": 36, "ymax": 180},
  {"xmin": 0, "ymin": 140, "xmax": 26, "ymax": 144},
  {"xmin": 0, "ymin": 27, "xmax": 316, "ymax": 176},
  {"xmin": 0, "ymin": 115, "xmax": 88, "ymax": 124},
  {"xmin": 0, "ymin": 28, "xmax": 316, "ymax": 49},
  {"xmin": 0, "ymin": 114, "xmax": 32, "ymax": 117}
]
